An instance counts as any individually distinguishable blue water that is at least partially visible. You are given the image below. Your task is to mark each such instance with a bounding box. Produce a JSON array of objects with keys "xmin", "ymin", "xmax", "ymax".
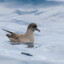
[{"xmin": 0, "ymin": 5, "xmax": 64, "ymax": 64}]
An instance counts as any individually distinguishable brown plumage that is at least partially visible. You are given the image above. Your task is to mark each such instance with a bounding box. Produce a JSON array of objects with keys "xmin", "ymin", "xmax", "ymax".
[{"xmin": 3, "ymin": 23, "xmax": 40, "ymax": 47}]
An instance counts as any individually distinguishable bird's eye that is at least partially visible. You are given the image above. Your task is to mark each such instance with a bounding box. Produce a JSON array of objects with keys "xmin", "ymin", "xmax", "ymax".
[{"xmin": 32, "ymin": 25, "xmax": 37, "ymax": 28}]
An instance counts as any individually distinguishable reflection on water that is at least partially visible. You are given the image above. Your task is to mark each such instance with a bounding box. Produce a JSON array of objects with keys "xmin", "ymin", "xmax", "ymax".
[{"xmin": 10, "ymin": 42, "xmax": 34, "ymax": 48}]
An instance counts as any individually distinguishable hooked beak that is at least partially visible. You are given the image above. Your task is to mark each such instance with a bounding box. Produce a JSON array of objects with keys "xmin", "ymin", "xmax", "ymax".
[{"xmin": 36, "ymin": 28, "xmax": 40, "ymax": 32}]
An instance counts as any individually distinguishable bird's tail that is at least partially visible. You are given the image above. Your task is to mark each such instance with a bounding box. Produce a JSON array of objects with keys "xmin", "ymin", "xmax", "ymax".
[
  {"xmin": 2, "ymin": 29, "xmax": 14, "ymax": 34},
  {"xmin": 2, "ymin": 29, "xmax": 17, "ymax": 38}
]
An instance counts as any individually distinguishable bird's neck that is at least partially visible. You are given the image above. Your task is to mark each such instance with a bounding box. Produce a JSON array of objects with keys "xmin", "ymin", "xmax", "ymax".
[{"xmin": 26, "ymin": 29, "xmax": 34, "ymax": 36}]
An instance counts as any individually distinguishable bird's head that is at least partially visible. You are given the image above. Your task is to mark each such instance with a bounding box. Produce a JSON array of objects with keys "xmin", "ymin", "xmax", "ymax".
[{"xmin": 27, "ymin": 23, "xmax": 40, "ymax": 32}]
